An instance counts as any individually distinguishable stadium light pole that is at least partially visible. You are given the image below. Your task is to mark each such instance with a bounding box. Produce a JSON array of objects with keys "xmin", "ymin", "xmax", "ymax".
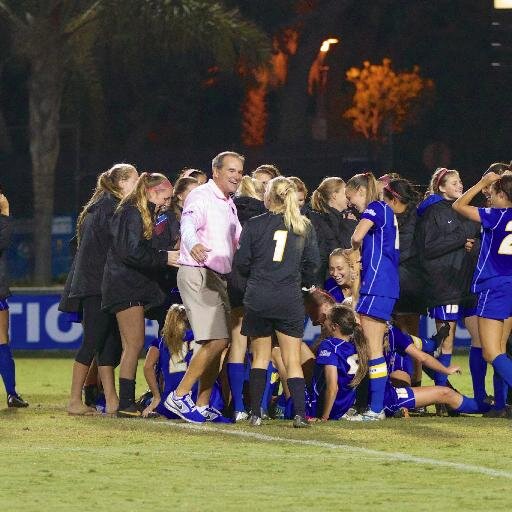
[{"xmin": 312, "ymin": 38, "xmax": 339, "ymax": 141}]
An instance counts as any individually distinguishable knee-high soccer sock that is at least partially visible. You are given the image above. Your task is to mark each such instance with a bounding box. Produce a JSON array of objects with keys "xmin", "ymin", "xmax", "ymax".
[
  {"xmin": 455, "ymin": 395, "xmax": 484, "ymax": 414},
  {"xmin": 0, "ymin": 344, "xmax": 16, "ymax": 396},
  {"xmin": 260, "ymin": 363, "xmax": 273, "ymax": 413},
  {"xmin": 469, "ymin": 347, "xmax": 487, "ymax": 403},
  {"xmin": 227, "ymin": 362, "xmax": 246, "ymax": 412},
  {"xmin": 249, "ymin": 368, "xmax": 267, "ymax": 418},
  {"xmin": 493, "ymin": 371, "xmax": 506, "ymax": 410},
  {"xmin": 492, "ymin": 354, "xmax": 512, "ymax": 389},
  {"xmin": 368, "ymin": 357, "xmax": 387, "ymax": 413},
  {"xmin": 287, "ymin": 377, "xmax": 306, "ymax": 418},
  {"xmin": 118, "ymin": 378, "xmax": 135, "ymax": 410},
  {"xmin": 434, "ymin": 354, "xmax": 452, "ymax": 386}
]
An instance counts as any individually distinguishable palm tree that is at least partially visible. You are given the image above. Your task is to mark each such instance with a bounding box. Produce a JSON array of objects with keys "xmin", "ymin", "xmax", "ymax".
[{"xmin": 0, "ymin": 0, "xmax": 269, "ymax": 284}]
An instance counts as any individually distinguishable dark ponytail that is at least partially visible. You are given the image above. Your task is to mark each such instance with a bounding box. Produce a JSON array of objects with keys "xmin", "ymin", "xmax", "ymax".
[{"xmin": 328, "ymin": 305, "xmax": 368, "ymax": 387}]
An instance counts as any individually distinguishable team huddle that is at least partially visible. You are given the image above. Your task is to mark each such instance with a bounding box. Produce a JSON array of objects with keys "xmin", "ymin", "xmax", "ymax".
[{"xmin": 2, "ymin": 151, "xmax": 511, "ymax": 427}]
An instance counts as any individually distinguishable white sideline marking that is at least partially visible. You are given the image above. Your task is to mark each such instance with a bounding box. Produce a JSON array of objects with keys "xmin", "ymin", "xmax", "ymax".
[{"xmin": 161, "ymin": 421, "xmax": 512, "ymax": 480}]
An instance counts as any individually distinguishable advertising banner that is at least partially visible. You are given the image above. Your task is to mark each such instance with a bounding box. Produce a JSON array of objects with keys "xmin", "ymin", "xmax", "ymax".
[{"xmin": 8, "ymin": 291, "xmax": 472, "ymax": 350}]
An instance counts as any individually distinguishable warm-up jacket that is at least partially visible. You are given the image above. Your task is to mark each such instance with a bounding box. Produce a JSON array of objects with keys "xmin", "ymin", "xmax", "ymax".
[
  {"xmin": 394, "ymin": 205, "xmax": 425, "ymax": 312},
  {"xmin": 227, "ymin": 196, "xmax": 267, "ymax": 308},
  {"xmin": 101, "ymin": 202, "xmax": 168, "ymax": 312},
  {"xmin": 69, "ymin": 193, "xmax": 118, "ymax": 298},
  {"xmin": 233, "ymin": 196, "xmax": 266, "ymax": 225},
  {"xmin": 415, "ymin": 195, "xmax": 480, "ymax": 307},
  {"xmin": 0, "ymin": 214, "xmax": 12, "ymax": 299}
]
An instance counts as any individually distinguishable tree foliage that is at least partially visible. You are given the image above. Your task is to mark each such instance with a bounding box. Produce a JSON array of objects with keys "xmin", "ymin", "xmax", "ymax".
[{"xmin": 343, "ymin": 58, "xmax": 434, "ymax": 141}]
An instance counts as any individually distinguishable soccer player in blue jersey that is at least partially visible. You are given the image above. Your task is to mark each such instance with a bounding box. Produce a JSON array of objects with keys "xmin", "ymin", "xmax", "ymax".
[
  {"xmin": 344, "ymin": 172, "xmax": 400, "ymax": 420},
  {"xmin": 453, "ymin": 172, "xmax": 512, "ymax": 410},
  {"xmin": 325, "ymin": 248, "xmax": 360, "ymax": 306},
  {"xmin": 385, "ymin": 324, "xmax": 460, "ymax": 389},
  {"xmin": 142, "ymin": 304, "xmax": 227, "ymax": 421},
  {"xmin": 315, "ymin": 305, "xmax": 483, "ymax": 420}
]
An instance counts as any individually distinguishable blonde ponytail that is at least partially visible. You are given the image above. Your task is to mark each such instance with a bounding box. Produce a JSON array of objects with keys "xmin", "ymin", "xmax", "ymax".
[
  {"xmin": 76, "ymin": 163, "xmax": 137, "ymax": 243},
  {"xmin": 346, "ymin": 172, "xmax": 380, "ymax": 207},
  {"xmin": 266, "ymin": 177, "xmax": 311, "ymax": 236},
  {"xmin": 161, "ymin": 304, "xmax": 188, "ymax": 362},
  {"xmin": 310, "ymin": 177, "xmax": 345, "ymax": 213}
]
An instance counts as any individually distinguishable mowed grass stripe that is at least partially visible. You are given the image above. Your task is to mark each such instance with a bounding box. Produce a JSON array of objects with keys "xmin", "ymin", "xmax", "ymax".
[{"xmin": 155, "ymin": 421, "xmax": 512, "ymax": 480}]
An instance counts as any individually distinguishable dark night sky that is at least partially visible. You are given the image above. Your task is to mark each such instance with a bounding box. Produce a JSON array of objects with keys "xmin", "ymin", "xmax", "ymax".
[{"xmin": 0, "ymin": 0, "xmax": 511, "ymax": 217}]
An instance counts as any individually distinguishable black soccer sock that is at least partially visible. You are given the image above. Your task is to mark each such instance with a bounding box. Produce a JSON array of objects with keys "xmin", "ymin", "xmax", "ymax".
[
  {"xmin": 119, "ymin": 378, "xmax": 135, "ymax": 410},
  {"xmin": 83, "ymin": 384, "xmax": 99, "ymax": 407},
  {"xmin": 287, "ymin": 377, "xmax": 306, "ymax": 418},
  {"xmin": 250, "ymin": 368, "xmax": 267, "ymax": 418}
]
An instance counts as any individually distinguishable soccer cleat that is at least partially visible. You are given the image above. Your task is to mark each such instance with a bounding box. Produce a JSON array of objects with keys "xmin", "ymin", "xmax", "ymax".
[
  {"xmin": 358, "ymin": 409, "xmax": 385, "ymax": 421},
  {"xmin": 435, "ymin": 404, "xmax": 448, "ymax": 417},
  {"xmin": 408, "ymin": 406, "xmax": 428, "ymax": 416},
  {"xmin": 164, "ymin": 391, "xmax": 205, "ymax": 424},
  {"xmin": 483, "ymin": 407, "xmax": 508, "ymax": 418},
  {"xmin": 292, "ymin": 415, "xmax": 311, "ymax": 428},
  {"xmin": 198, "ymin": 406, "xmax": 232, "ymax": 423},
  {"xmin": 341, "ymin": 407, "xmax": 358, "ymax": 420},
  {"xmin": 7, "ymin": 394, "xmax": 29, "ymax": 408},
  {"xmin": 248, "ymin": 415, "xmax": 262, "ymax": 426},
  {"xmin": 260, "ymin": 408, "xmax": 270, "ymax": 420},
  {"xmin": 116, "ymin": 403, "xmax": 142, "ymax": 418},
  {"xmin": 233, "ymin": 410, "xmax": 249, "ymax": 422}
]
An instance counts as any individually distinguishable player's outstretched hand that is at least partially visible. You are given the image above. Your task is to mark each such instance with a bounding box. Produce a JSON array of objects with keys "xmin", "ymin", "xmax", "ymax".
[{"xmin": 446, "ymin": 365, "xmax": 462, "ymax": 375}]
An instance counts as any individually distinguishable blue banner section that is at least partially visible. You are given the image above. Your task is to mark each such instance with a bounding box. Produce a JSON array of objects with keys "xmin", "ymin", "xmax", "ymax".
[
  {"xmin": 8, "ymin": 293, "xmax": 159, "ymax": 350},
  {"xmin": 8, "ymin": 292, "xmax": 472, "ymax": 350}
]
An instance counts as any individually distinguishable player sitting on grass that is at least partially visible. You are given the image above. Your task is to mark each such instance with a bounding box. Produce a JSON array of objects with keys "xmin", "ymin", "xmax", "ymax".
[
  {"xmin": 309, "ymin": 304, "xmax": 487, "ymax": 421},
  {"xmin": 141, "ymin": 304, "xmax": 228, "ymax": 422}
]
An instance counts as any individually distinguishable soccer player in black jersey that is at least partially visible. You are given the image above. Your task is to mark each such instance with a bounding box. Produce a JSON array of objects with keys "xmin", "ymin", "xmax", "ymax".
[{"xmin": 235, "ymin": 177, "xmax": 320, "ymax": 427}]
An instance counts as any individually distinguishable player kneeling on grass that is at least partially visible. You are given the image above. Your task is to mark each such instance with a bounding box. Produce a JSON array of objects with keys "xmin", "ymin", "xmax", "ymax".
[
  {"xmin": 141, "ymin": 304, "xmax": 228, "ymax": 422},
  {"xmin": 309, "ymin": 304, "xmax": 485, "ymax": 421}
]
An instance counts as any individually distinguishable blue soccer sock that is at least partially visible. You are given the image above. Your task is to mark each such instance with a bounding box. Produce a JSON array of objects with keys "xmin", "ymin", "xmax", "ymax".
[
  {"xmin": 434, "ymin": 354, "xmax": 451, "ymax": 386},
  {"xmin": 492, "ymin": 354, "xmax": 512, "ymax": 389},
  {"xmin": 227, "ymin": 362, "xmax": 246, "ymax": 413},
  {"xmin": 0, "ymin": 344, "xmax": 16, "ymax": 396},
  {"xmin": 368, "ymin": 357, "xmax": 387, "ymax": 413},
  {"xmin": 493, "ymin": 371, "xmax": 506, "ymax": 410},
  {"xmin": 469, "ymin": 347, "xmax": 487, "ymax": 403},
  {"xmin": 455, "ymin": 395, "xmax": 483, "ymax": 414}
]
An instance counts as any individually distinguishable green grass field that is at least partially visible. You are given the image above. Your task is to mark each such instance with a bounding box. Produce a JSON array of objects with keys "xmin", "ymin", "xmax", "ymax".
[{"xmin": 1, "ymin": 355, "xmax": 511, "ymax": 512}]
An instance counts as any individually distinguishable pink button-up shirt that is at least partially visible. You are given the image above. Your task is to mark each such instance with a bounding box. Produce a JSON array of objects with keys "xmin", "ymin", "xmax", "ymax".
[{"xmin": 178, "ymin": 179, "xmax": 242, "ymax": 274}]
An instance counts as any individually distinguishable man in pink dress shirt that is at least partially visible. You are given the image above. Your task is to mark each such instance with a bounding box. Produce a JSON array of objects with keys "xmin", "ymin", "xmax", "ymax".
[{"xmin": 165, "ymin": 151, "xmax": 244, "ymax": 423}]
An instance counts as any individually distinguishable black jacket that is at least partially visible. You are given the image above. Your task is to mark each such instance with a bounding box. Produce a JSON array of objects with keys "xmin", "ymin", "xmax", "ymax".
[
  {"xmin": 394, "ymin": 205, "xmax": 426, "ymax": 311},
  {"xmin": 233, "ymin": 196, "xmax": 266, "ymax": 225},
  {"xmin": 150, "ymin": 208, "xmax": 181, "ymax": 292},
  {"xmin": 416, "ymin": 195, "xmax": 480, "ymax": 307},
  {"xmin": 59, "ymin": 237, "xmax": 80, "ymax": 313},
  {"xmin": 303, "ymin": 205, "xmax": 357, "ymax": 284},
  {"xmin": 235, "ymin": 212, "xmax": 320, "ymax": 316},
  {"xmin": 101, "ymin": 202, "xmax": 168, "ymax": 312},
  {"xmin": 0, "ymin": 214, "xmax": 12, "ymax": 299},
  {"xmin": 69, "ymin": 193, "xmax": 118, "ymax": 299}
]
